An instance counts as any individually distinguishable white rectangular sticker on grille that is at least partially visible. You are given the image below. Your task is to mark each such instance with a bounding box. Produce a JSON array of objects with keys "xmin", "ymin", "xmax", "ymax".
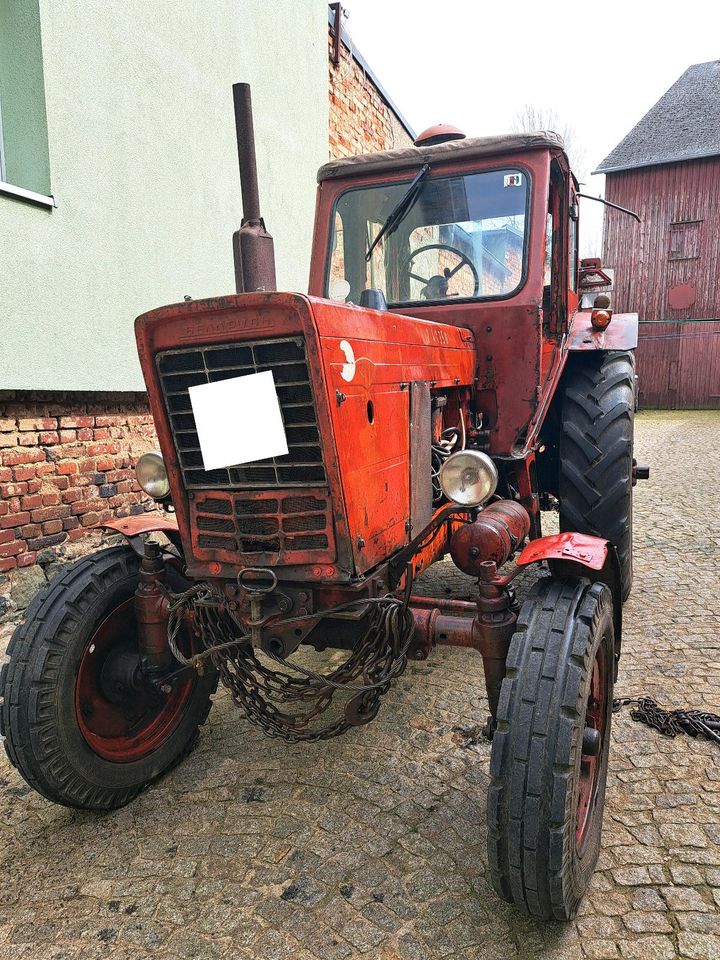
[{"xmin": 189, "ymin": 371, "xmax": 289, "ymax": 471}]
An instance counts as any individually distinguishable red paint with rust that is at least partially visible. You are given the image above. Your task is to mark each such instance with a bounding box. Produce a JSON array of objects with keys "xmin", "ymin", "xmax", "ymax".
[
  {"xmin": 516, "ymin": 532, "xmax": 609, "ymax": 571},
  {"xmin": 567, "ymin": 310, "xmax": 638, "ymax": 352},
  {"xmin": 134, "ymin": 544, "xmax": 174, "ymax": 672},
  {"xmin": 410, "ymin": 606, "xmax": 475, "ymax": 660},
  {"xmin": 409, "ymin": 595, "xmax": 476, "ymax": 614}
]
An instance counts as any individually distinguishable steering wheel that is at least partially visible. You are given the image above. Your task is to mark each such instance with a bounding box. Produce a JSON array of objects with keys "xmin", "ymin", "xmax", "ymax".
[{"xmin": 401, "ymin": 243, "xmax": 480, "ymax": 300}]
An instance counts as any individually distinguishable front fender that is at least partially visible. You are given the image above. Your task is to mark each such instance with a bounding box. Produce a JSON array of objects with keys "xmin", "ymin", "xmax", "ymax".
[
  {"xmin": 517, "ymin": 532, "xmax": 623, "ymax": 665},
  {"xmin": 95, "ymin": 514, "xmax": 181, "ymax": 557},
  {"xmin": 517, "ymin": 532, "xmax": 608, "ymax": 570}
]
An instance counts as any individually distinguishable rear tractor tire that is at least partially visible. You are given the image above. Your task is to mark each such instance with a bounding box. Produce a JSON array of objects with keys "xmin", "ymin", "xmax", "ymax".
[
  {"xmin": 0, "ymin": 546, "xmax": 216, "ymax": 810},
  {"xmin": 487, "ymin": 577, "xmax": 615, "ymax": 920},
  {"xmin": 558, "ymin": 351, "xmax": 635, "ymax": 601}
]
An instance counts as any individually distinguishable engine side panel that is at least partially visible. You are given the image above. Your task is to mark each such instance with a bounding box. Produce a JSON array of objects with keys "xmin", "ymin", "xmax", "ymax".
[{"xmin": 308, "ymin": 297, "xmax": 475, "ymax": 574}]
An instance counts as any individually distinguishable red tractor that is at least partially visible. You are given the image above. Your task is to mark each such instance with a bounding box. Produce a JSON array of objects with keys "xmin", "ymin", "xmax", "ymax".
[{"xmin": 1, "ymin": 86, "xmax": 648, "ymax": 920}]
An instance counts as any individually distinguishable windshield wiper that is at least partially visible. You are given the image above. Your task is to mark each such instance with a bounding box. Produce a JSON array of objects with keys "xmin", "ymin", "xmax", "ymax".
[{"xmin": 365, "ymin": 162, "xmax": 431, "ymax": 262}]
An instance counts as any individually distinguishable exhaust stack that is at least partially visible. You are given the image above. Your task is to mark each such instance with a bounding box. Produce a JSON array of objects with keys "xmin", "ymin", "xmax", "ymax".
[{"xmin": 232, "ymin": 83, "xmax": 277, "ymax": 294}]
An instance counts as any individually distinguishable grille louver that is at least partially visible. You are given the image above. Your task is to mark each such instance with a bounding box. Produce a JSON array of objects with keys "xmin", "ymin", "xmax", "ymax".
[
  {"xmin": 156, "ymin": 337, "xmax": 326, "ymax": 489},
  {"xmin": 193, "ymin": 492, "xmax": 332, "ymax": 560}
]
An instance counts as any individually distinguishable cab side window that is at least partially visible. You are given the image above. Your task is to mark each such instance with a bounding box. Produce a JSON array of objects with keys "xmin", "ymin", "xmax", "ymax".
[
  {"xmin": 542, "ymin": 211, "xmax": 553, "ymax": 318},
  {"xmin": 568, "ymin": 205, "xmax": 578, "ymax": 291},
  {"xmin": 545, "ymin": 161, "xmax": 568, "ymax": 332}
]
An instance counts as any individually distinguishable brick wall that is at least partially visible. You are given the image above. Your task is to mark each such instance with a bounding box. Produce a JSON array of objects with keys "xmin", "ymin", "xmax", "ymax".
[
  {"xmin": 0, "ymin": 394, "xmax": 158, "ymax": 608},
  {"xmin": 328, "ymin": 33, "xmax": 413, "ymax": 159}
]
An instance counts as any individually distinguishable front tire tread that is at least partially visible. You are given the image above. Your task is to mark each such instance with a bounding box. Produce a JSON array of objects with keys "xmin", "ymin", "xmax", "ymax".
[
  {"xmin": 487, "ymin": 577, "xmax": 614, "ymax": 920},
  {"xmin": 1, "ymin": 547, "xmax": 215, "ymax": 810}
]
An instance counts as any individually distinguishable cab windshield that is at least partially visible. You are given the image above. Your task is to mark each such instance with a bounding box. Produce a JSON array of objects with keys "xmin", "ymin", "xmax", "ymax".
[{"xmin": 326, "ymin": 168, "xmax": 529, "ymax": 306}]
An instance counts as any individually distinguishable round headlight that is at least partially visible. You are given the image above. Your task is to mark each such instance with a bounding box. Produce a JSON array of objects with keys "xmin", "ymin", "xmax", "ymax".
[
  {"xmin": 439, "ymin": 450, "xmax": 498, "ymax": 507},
  {"xmin": 136, "ymin": 451, "xmax": 170, "ymax": 500}
]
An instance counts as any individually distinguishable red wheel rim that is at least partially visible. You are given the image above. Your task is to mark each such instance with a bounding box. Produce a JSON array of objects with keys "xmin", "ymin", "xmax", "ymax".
[
  {"xmin": 75, "ymin": 598, "xmax": 193, "ymax": 763},
  {"xmin": 576, "ymin": 640, "xmax": 609, "ymax": 850}
]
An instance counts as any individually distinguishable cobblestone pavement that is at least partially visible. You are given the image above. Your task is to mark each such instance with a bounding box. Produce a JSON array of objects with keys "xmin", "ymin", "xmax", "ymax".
[{"xmin": 1, "ymin": 410, "xmax": 719, "ymax": 960}]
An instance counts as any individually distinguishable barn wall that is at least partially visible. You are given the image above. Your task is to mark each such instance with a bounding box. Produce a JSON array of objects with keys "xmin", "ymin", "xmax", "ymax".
[
  {"xmin": 602, "ymin": 158, "xmax": 720, "ymax": 409},
  {"xmin": 636, "ymin": 321, "xmax": 720, "ymax": 408},
  {"xmin": 603, "ymin": 158, "xmax": 720, "ymax": 321}
]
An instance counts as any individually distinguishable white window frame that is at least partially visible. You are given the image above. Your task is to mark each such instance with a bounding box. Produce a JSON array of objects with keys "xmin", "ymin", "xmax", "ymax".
[
  {"xmin": 0, "ymin": 90, "xmax": 55, "ymax": 208},
  {"xmin": 0, "ymin": 95, "xmax": 7, "ymax": 183}
]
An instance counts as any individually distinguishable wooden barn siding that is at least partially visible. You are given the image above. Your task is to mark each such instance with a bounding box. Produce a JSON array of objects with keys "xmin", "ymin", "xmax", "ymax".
[
  {"xmin": 637, "ymin": 321, "xmax": 720, "ymax": 408},
  {"xmin": 603, "ymin": 159, "xmax": 720, "ymax": 408},
  {"xmin": 603, "ymin": 158, "xmax": 720, "ymax": 321}
]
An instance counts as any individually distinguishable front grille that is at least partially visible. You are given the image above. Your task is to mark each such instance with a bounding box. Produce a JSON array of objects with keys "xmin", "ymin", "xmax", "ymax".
[
  {"xmin": 156, "ymin": 338, "xmax": 326, "ymax": 489},
  {"xmin": 192, "ymin": 491, "xmax": 333, "ymax": 561}
]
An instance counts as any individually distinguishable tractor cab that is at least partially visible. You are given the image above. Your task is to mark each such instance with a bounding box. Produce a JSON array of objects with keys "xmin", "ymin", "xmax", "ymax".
[
  {"xmin": 314, "ymin": 131, "xmax": 568, "ymax": 311},
  {"xmin": 309, "ymin": 131, "xmax": 583, "ymax": 461}
]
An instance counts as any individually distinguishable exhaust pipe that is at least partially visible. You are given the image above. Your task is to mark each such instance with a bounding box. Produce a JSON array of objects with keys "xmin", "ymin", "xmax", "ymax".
[{"xmin": 232, "ymin": 82, "xmax": 277, "ymax": 294}]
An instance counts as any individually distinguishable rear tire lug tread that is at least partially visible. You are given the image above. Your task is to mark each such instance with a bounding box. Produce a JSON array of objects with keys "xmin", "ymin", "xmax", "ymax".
[{"xmin": 557, "ymin": 352, "xmax": 635, "ymax": 601}]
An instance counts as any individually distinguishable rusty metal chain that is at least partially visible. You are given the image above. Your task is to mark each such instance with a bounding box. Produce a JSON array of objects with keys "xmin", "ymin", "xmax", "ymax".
[
  {"xmin": 165, "ymin": 584, "xmax": 415, "ymax": 742},
  {"xmin": 613, "ymin": 696, "xmax": 720, "ymax": 748}
]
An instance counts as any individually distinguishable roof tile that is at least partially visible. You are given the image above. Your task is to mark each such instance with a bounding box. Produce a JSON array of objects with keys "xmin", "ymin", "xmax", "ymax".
[{"xmin": 595, "ymin": 60, "xmax": 720, "ymax": 174}]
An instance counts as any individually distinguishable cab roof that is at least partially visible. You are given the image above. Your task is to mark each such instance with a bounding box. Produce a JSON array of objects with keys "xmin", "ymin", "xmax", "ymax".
[{"xmin": 317, "ymin": 130, "xmax": 566, "ymax": 183}]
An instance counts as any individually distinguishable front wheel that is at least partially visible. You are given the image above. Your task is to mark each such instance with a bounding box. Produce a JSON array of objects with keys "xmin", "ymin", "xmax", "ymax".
[
  {"xmin": 487, "ymin": 577, "xmax": 614, "ymax": 920},
  {"xmin": 0, "ymin": 546, "xmax": 216, "ymax": 810}
]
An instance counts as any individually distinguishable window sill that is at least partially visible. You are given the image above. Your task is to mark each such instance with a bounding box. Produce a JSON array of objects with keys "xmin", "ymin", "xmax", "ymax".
[{"xmin": 0, "ymin": 180, "xmax": 56, "ymax": 209}]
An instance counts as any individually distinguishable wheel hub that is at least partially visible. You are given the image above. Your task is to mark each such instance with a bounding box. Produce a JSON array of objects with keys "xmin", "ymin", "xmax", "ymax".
[
  {"xmin": 582, "ymin": 725, "xmax": 601, "ymax": 757},
  {"xmin": 576, "ymin": 640, "xmax": 609, "ymax": 850},
  {"xmin": 99, "ymin": 646, "xmax": 144, "ymax": 703},
  {"xmin": 75, "ymin": 598, "xmax": 193, "ymax": 763}
]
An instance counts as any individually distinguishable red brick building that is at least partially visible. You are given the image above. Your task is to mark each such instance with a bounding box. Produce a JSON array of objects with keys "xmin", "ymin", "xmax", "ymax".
[
  {"xmin": 328, "ymin": 6, "xmax": 413, "ymax": 159},
  {"xmin": 0, "ymin": 10, "xmax": 413, "ymax": 607}
]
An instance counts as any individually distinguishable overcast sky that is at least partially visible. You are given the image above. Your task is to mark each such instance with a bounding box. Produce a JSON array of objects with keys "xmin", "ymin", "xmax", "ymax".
[{"xmin": 341, "ymin": 0, "xmax": 719, "ymax": 256}]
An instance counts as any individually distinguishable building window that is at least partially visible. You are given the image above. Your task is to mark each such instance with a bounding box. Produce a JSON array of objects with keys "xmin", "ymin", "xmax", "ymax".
[
  {"xmin": 669, "ymin": 220, "xmax": 701, "ymax": 261},
  {"xmin": 0, "ymin": 0, "xmax": 52, "ymax": 201}
]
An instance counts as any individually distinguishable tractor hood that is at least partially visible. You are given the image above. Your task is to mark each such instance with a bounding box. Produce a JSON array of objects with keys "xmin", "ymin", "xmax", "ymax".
[{"xmin": 135, "ymin": 292, "xmax": 475, "ymax": 582}]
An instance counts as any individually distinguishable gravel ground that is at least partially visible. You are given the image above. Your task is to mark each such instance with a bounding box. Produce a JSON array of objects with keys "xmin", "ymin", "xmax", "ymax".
[{"xmin": 1, "ymin": 410, "xmax": 719, "ymax": 960}]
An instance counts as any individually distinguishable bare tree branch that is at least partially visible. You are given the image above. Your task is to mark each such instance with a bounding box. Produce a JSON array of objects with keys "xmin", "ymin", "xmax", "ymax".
[{"xmin": 511, "ymin": 104, "xmax": 588, "ymax": 181}]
